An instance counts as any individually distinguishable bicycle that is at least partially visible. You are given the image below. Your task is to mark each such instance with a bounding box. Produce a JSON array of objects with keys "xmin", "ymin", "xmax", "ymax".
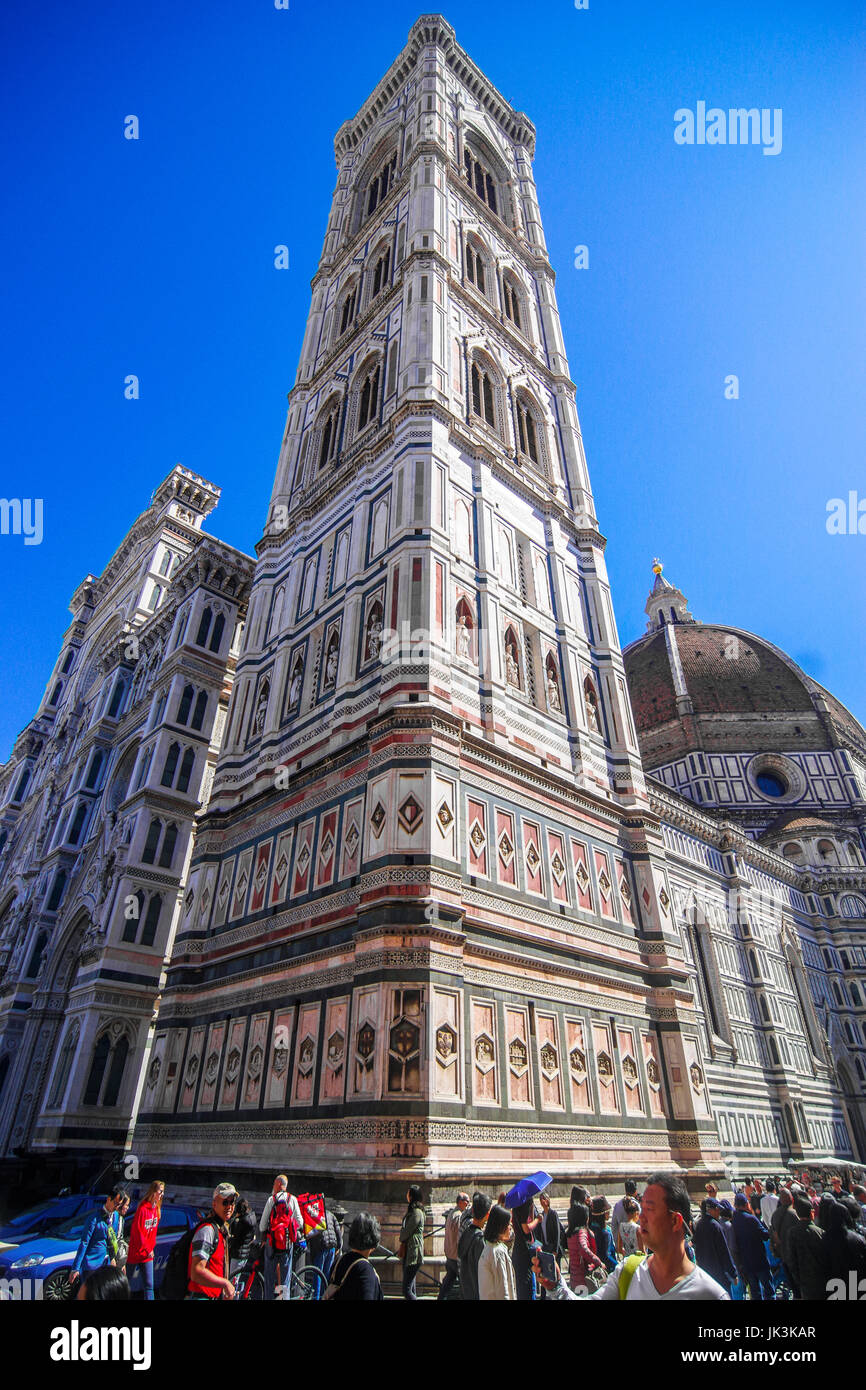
[{"xmin": 235, "ymin": 1242, "xmax": 327, "ymax": 1301}]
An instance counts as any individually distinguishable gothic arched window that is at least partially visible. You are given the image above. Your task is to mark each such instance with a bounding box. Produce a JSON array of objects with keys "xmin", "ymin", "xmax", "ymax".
[
  {"xmin": 83, "ymin": 1034, "xmax": 111, "ymax": 1105},
  {"xmin": 142, "ymin": 817, "xmax": 162, "ymax": 864},
  {"xmin": 463, "ymin": 144, "xmax": 498, "ymax": 215},
  {"xmin": 67, "ymin": 802, "xmax": 89, "ymax": 846},
  {"xmin": 49, "ymin": 1021, "xmax": 79, "ymax": 1108},
  {"xmin": 158, "ymin": 824, "xmax": 178, "ymax": 870},
  {"xmin": 356, "ymin": 360, "xmax": 381, "ymax": 433},
  {"xmin": 141, "ymin": 894, "xmax": 162, "ymax": 947},
  {"xmin": 209, "ymin": 613, "xmax": 225, "ymax": 653},
  {"xmin": 83, "ymin": 1029, "xmax": 130, "ymax": 1108},
  {"xmin": 177, "ymin": 684, "xmax": 194, "ymax": 724},
  {"xmin": 25, "ymin": 931, "xmax": 48, "ymax": 978},
  {"xmin": 106, "ymin": 677, "xmax": 127, "ymax": 719},
  {"xmin": 191, "ymin": 690, "xmax": 208, "ymax": 732},
  {"xmin": 504, "ymin": 625, "xmax": 521, "ymax": 689},
  {"xmin": 317, "ymin": 399, "xmax": 341, "ymax": 471},
  {"xmin": 502, "ymin": 273, "xmax": 524, "ymax": 332},
  {"xmin": 161, "ymin": 742, "xmax": 181, "ymax": 788},
  {"xmin": 364, "ymin": 150, "xmax": 398, "ymax": 220},
  {"xmin": 370, "ymin": 245, "xmax": 391, "ymax": 300},
  {"xmin": 465, "ymin": 239, "xmax": 488, "ymax": 297},
  {"xmin": 515, "ymin": 393, "xmax": 541, "ymax": 467},
  {"xmin": 196, "ymin": 607, "xmax": 213, "ymax": 647},
  {"xmin": 339, "ymin": 284, "xmax": 358, "ymax": 336},
  {"xmin": 46, "ymin": 869, "xmax": 67, "ymax": 913},
  {"xmin": 470, "ymin": 358, "xmax": 498, "ymax": 432},
  {"xmin": 176, "ymin": 748, "xmax": 195, "ymax": 795}
]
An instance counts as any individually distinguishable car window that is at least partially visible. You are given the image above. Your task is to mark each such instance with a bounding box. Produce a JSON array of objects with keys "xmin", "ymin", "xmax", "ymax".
[
  {"xmin": 48, "ymin": 1210, "xmax": 102, "ymax": 1240},
  {"xmin": 157, "ymin": 1206, "xmax": 192, "ymax": 1236},
  {"xmin": 7, "ymin": 1200, "xmax": 60, "ymax": 1228}
]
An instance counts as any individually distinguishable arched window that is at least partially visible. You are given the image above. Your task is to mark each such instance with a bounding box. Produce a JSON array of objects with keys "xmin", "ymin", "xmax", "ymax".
[
  {"xmin": 817, "ymin": 839, "xmax": 838, "ymax": 864},
  {"xmin": 465, "ymin": 239, "xmax": 487, "ymax": 296},
  {"xmin": 364, "ymin": 149, "xmax": 397, "ymax": 220},
  {"xmin": 25, "ymin": 931, "xmax": 48, "ymax": 978},
  {"xmin": 850, "ymin": 981, "xmax": 862, "ymax": 1007},
  {"xmin": 177, "ymin": 684, "xmax": 194, "ymax": 724},
  {"xmin": 123, "ymin": 889, "xmax": 146, "ymax": 943},
  {"xmin": 833, "ymin": 981, "xmax": 844, "ymax": 1005},
  {"xmin": 12, "ymin": 766, "xmax": 31, "ymax": 801},
  {"xmin": 196, "ymin": 607, "xmax": 213, "ymax": 647},
  {"xmin": 161, "ymin": 742, "xmax": 181, "ymax": 788},
  {"xmin": 840, "ymin": 894, "xmax": 866, "ymax": 919},
  {"xmin": 356, "ymin": 360, "xmax": 381, "ymax": 433},
  {"xmin": 141, "ymin": 894, "xmax": 162, "ymax": 947},
  {"xmin": 107, "ymin": 677, "xmax": 126, "ymax": 719},
  {"xmin": 759, "ymin": 994, "xmax": 770, "ymax": 1021},
  {"xmin": 371, "ymin": 245, "xmax": 391, "ymax": 299},
  {"xmin": 769, "ymin": 1035, "xmax": 780, "ymax": 1066},
  {"xmin": 83, "ymin": 1034, "xmax": 111, "ymax": 1105},
  {"xmin": 84, "ymin": 749, "xmax": 106, "ymax": 789},
  {"xmin": 176, "ymin": 748, "xmax": 195, "ymax": 795},
  {"xmin": 102, "ymin": 1035, "xmax": 129, "ymax": 1107},
  {"xmin": 173, "ymin": 605, "xmax": 192, "ymax": 650},
  {"xmin": 61, "ymin": 649, "xmax": 76, "ymax": 675},
  {"xmin": 159, "ymin": 823, "xmax": 178, "ymax": 869},
  {"xmin": 49, "ymin": 1021, "xmax": 79, "ymax": 1108},
  {"xmin": 158, "ymin": 549, "xmax": 175, "ymax": 577},
  {"xmin": 455, "ymin": 599, "xmax": 475, "ymax": 663},
  {"xmin": 49, "ymin": 681, "xmax": 63, "ymax": 705},
  {"xmin": 470, "ymin": 358, "xmax": 498, "ymax": 431},
  {"xmin": 191, "ymin": 690, "xmax": 208, "ymax": 732},
  {"xmin": 783, "ymin": 841, "xmax": 804, "ymax": 865},
  {"xmin": 515, "ymin": 392, "xmax": 543, "ymax": 468},
  {"xmin": 857, "ymin": 1058, "xmax": 865, "ymax": 1083},
  {"xmin": 339, "ymin": 284, "xmax": 358, "ymax": 336},
  {"xmin": 502, "ymin": 274, "xmax": 524, "ymax": 331},
  {"xmin": 209, "ymin": 612, "xmax": 225, "ymax": 653},
  {"xmin": 46, "ymin": 870, "xmax": 67, "ymax": 913},
  {"xmin": 846, "ymin": 841, "xmax": 863, "ymax": 865},
  {"xmin": 504, "ymin": 625, "xmax": 521, "ymax": 689},
  {"xmin": 463, "ymin": 143, "xmax": 498, "ymax": 214},
  {"xmin": 67, "ymin": 802, "xmax": 89, "ymax": 846},
  {"xmin": 142, "ymin": 818, "xmax": 162, "ymax": 864},
  {"xmin": 317, "ymin": 399, "xmax": 341, "ymax": 470}
]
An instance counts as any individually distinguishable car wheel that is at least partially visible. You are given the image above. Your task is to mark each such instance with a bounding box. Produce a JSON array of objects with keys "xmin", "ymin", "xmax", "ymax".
[{"xmin": 43, "ymin": 1269, "xmax": 74, "ymax": 1301}]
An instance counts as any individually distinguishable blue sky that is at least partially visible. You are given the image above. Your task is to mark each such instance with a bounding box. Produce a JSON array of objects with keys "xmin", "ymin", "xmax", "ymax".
[{"xmin": 1, "ymin": 0, "xmax": 864, "ymax": 759}]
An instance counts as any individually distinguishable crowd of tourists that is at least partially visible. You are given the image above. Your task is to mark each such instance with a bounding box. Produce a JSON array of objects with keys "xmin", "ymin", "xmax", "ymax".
[{"xmin": 61, "ymin": 1164, "xmax": 866, "ymax": 1302}]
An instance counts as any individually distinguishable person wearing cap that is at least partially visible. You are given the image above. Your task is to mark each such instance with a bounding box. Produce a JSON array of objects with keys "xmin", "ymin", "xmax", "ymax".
[
  {"xmin": 438, "ymin": 1192, "xmax": 471, "ymax": 1300},
  {"xmin": 589, "ymin": 1197, "xmax": 617, "ymax": 1272},
  {"xmin": 693, "ymin": 1198, "xmax": 737, "ymax": 1296},
  {"xmin": 188, "ymin": 1183, "xmax": 237, "ymax": 1300}
]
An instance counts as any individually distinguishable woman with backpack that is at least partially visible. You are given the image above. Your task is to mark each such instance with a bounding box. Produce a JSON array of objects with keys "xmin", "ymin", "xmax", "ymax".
[
  {"xmin": 399, "ymin": 1185, "xmax": 425, "ymax": 1300},
  {"xmin": 126, "ymin": 1180, "xmax": 165, "ymax": 1301}
]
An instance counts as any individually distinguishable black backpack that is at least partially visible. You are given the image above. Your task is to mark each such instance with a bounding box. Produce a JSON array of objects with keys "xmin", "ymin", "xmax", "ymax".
[{"xmin": 159, "ymin": 1219, "xmax": 214, "ymax": 1301}]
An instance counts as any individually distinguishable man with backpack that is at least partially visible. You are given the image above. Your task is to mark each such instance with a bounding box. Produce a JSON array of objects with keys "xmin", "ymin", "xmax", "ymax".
[
  {"xmin": 259, "ymin": 1174, "xmax": 303, "ymax": 1300},
  {"xmin": 534, "ymin": 1174, "xmax": 729, "ymax": 1301},
  {"xmin": 184, "ymin": 1183, "xmax": 238, "ymax": 1300}
]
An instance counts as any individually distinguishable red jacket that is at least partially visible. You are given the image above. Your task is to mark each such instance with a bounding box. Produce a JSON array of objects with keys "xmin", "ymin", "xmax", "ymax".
[{"xmin": 127, "ymin": 1200, "xmax": 161, "ymax": 1265}]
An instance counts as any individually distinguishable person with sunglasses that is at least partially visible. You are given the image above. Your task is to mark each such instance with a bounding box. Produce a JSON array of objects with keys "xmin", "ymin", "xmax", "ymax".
[{"xmin": 187, "ymin": 1183, "xmax": 238, "ymax": 1300}]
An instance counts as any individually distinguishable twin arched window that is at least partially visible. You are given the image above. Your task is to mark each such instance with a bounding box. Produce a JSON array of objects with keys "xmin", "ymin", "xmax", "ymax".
[
  {"xmin": 177, "ymin": 684, "xmax": 208, "ymax": 731},
  {"xmin": 357, "ymin": 360, "xmax": 381, "ymax": 433},
  {"xmin": 141, "ymin": 817, "xmax": 178, "ymax": 869},
  {"xmin": 317, "ymin": 399, "xmax": 341, "ymax": 470},
  {"xmin": 82, "ymin": 1029, "xmax": 129, "ymax": 1108},
  {"xmin": 515, "ymin": 394, "xmax": 540, "ymax": 466},
  {"xmin": 195, "ymin": 607, "xmax": 226, "ymax": 653},
  {"xmin": 503, "ymin": 275, "xmax": 523, "ymax": 331},
  {"xmin": 160, "ymin": 742, "xmax": 195, "ymax": 794},
  {"xmin": 365, "ymin": 150, "xmax": 397, "ymax": 219},
  {"xmin": 466, "ymin": 239, "xmax": 488, "ymax": 296},
  {"xmin": 370, "ymin": 246, "xmax": 391, "ymax": 300},
  {"xmin": 122, "ymin": 888, "xmax": 162, "ymax": 946},
  {"xmin": 463, "ymin": 145, "xmax": 498, "ymax": 215},
  {"xmin": 339, "ymin": 284, "xmax": 358, "ymax": 336},
  {"xmin": 470, "ymin": 358, "xmax": 497, "ymax": 430}
]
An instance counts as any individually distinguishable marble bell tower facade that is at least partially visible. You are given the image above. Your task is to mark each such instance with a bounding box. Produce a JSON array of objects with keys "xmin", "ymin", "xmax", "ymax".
[{"xmin": 136, "ymin": 15, "xmax": 723, "ymax": 1199}]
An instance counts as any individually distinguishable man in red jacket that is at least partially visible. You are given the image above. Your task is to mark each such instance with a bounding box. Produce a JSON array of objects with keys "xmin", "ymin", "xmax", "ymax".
[{"xmin": 188, "ymin": 1184, "xmax": 237, "ymax": 1301}]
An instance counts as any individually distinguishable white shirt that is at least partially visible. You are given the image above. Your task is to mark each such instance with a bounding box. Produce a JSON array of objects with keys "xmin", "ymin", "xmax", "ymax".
[
  {"xmin": 760, "ymin": 1193, "xmax": 779, "ymax": 1224},
  {"xmin": 554, "ymin": 1258, "xmax": 729, "ymax": 1301}
]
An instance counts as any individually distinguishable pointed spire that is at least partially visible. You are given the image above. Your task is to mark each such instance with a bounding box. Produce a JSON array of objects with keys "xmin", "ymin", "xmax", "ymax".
[{"xmin": 645, "ymin": 559, "xmax": 695, "ymax": 631}]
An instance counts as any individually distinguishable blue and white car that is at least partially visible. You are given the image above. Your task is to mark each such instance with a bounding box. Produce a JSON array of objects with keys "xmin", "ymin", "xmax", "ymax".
[
  {"xmin": 0, "ymin": 1194, "xmax": 104, "ymax": 1248},
  {"xmin": 0, "ymin": 1202, "xmax": 205, "ymax": 1300}
]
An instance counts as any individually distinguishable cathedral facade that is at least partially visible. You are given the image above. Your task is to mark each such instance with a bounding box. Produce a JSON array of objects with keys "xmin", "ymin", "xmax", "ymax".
[
  {"xmin": 1, "ymin": 16, "xmax": 863, "ymax": 1201},
  {"xmin": 0, "ymin": 467, "xmax": 254, "ymax": 1169}
]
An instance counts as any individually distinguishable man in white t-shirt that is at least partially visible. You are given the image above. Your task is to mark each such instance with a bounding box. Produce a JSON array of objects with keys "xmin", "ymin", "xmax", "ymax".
[
  {"xmin": 760, "ymin": 1179, "xmax": 780, "ymax": 1226},
  {"xmin": 535, "ymin": 1173, "xmax": 729, "ymax": 1301}
]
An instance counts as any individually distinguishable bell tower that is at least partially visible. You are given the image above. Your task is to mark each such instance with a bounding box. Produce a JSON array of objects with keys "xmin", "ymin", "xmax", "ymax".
[{"xmin": 136, "ymin": 16, "xmax": 721, "ymax": 1203}]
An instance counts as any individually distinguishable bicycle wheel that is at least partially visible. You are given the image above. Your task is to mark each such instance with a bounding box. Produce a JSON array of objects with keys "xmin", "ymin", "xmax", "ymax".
[{"xmin": 291, "ymin": 1265, "xmax": 327, "ymax": 1301}]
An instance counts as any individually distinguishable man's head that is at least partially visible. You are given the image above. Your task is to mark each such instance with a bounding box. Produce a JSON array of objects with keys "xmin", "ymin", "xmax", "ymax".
[
  {"xmin": 456, "ymin": 1192, "xmax": 470, "ymax": 1212},
  {"xmin": 743, "ymin": 1176, "xmax": 755, "ymax": 1193},
  {"xmin": 212, "ymin": 1182, "xmax": 238, "ymax": 1223},
  {"xmin": 779, "ymin": 1189, "xmax": 793, "ymax": 1210},
  {"xmin": 624, "ymin": 1179, "xmax": 637, "ymax": 1197},
  {"xmin": 765, "ymin": 1180, "xmax": 776, "ymax": 1194},
  {"xmin": 639, "ymin": 1174, "xmax": 692, "ymax": 1252},
  {"xmin": 734, "ymin": 1192, "xmax": 749, "ymax": 1210},
  {"xmin": 347, "ymin": 1212, "xmax": 380, "ymax": 1255},
  {"xmin": 830, "ymin": 1174, "xmax": 843, "ymax": 1193},
  {"xmin": 472, "ymin": 1192, "xmax": 492, "ymax": 1226},
  {"xmin": 705, "ymin": 1198, "xmax": 721, "ymax": 1219},
  {"xmin": 272, "ymin": 1174, "xmax": 288, "ymax": 1196},
  {"xmin": 107, "ymin": 1186, "xmax": 128, "ymax": 1212},
  {"xmin": 794, "ymin": 1194, "xmax": 813, "ymax": 1222},
  {"xmin": 853, "ymin": 1185, "xmax": 866, "ymax": 1204}
]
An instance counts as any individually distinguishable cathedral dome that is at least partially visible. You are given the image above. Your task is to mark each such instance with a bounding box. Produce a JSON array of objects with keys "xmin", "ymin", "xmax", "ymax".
[{"xmin": 623, "ymin": 563, "xmax": 866, "ymax": 771}]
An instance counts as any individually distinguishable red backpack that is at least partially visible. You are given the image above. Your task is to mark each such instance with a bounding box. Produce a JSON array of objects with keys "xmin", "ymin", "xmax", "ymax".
[{"xmin": 268, "ymin": 1193, "xmax": 298, "ymax": 1252}]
